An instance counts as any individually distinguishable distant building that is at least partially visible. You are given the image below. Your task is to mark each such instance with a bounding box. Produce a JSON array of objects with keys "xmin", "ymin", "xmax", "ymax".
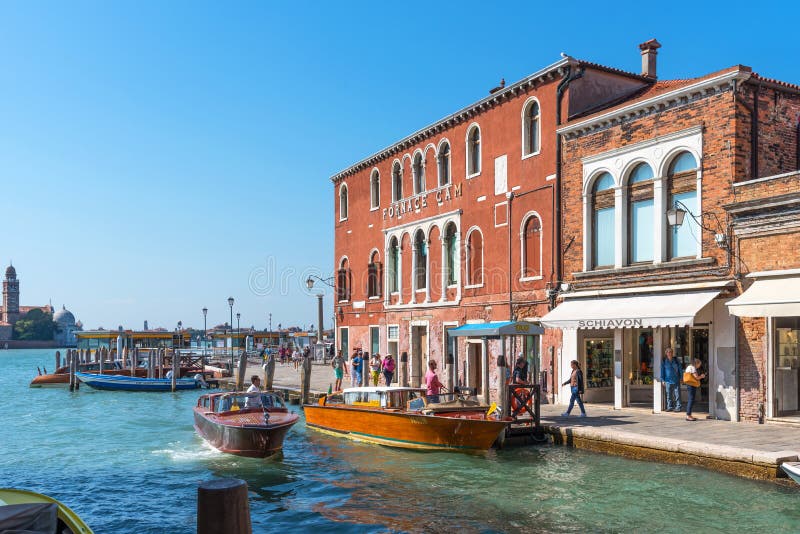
[{"xmin": 54, "ymin": 305, "xmax": 82, "ymax": 347}]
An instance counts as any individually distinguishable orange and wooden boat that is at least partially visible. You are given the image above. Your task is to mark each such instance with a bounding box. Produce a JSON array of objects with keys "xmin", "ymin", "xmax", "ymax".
[{"xmin": 303, "ymin": 387, "xmax": 509, "ymax": 452}]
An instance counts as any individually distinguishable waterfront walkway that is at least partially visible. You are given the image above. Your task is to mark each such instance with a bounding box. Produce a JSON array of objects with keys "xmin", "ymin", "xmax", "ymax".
[{"xmin": 242, "ymin": 362, "xmax": 799, "ymax": 481}]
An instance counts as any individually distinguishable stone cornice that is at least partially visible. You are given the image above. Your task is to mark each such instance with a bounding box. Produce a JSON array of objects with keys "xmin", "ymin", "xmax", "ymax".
[
  {"xmin": 330, "ymin": 58, "xmax": 572, "ymax": 184},
  {"xmin": 558, "ymin": 70, "xmax": 752, "ymax": 139}
]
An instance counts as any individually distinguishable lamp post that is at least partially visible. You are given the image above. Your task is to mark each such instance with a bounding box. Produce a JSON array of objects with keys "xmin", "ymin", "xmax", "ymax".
[
  {"xmin": 228, "ymin": 297, "xmax": 235, "ymax": 371},
  {"xmin": 236, "ymin": 312, "xmax": 241, "ymax": 353},
  {"xmin": 306, "ymin": 275, "xmax": 334, "ymax": 363},
  {"xmin": 201, "ymin": 307, "xmax": 208, "ymax": 374},
  {"xmin": 177, "ymin": 321, "xmax": 182, "ymax": 350}
]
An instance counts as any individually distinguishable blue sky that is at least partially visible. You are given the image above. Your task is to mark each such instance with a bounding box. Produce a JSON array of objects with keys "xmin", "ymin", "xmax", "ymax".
[{"xmin": 0, "ymin": 1, "xmax": 796, "ymax": 332}]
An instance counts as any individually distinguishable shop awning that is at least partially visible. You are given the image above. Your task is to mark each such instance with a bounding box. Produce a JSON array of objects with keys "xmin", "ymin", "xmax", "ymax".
[
  {"xmin": 540, "ymin": 290, "xmax": 721, "ymax": 329},
  {"xmin": 727, "ymin": 273, "xmax": 800, "ymax": 317},
  {"xmin": 447, "ymin": 321, "xmax": 545, "ymax": 337}
]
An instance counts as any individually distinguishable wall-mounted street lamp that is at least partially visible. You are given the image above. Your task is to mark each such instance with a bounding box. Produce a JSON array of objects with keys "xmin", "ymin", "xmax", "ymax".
[{"xmin": 666, "ymin": 200, "xmax": 728, "ymax": 249}]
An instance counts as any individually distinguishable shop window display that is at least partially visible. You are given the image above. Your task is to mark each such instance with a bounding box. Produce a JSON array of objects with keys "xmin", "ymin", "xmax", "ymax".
[
  {"xmin": 585, "ymin": 339, "xmax": 613, "ymax": 388},
  {"xmin": 632, "ymin": 329, "xmax": 654, "ymax": 384}
]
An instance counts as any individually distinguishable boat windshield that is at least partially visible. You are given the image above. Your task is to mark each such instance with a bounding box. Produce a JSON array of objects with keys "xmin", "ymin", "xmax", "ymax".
[
  {"xmin": 343, "ymin": 391, "xmax": 381, "ymax": 407},
  {"xmin": 214, "ymin": 393, "xmax": 285, "ymax": 412}
]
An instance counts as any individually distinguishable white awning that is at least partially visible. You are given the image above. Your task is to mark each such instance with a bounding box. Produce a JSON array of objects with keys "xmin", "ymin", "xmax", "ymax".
[
  {"xmin": 727, "ymin": 274, "xmax": 800, "ymax": 317},
  {"xmin": 540, "ymin": 290, "xmax": 721, "ymax": 329}
]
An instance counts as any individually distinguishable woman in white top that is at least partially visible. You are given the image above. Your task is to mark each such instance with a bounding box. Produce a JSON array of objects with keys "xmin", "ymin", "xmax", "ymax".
[{"xmin": 684, "ymin": 359, "xmax": 706, "ymax": 421}]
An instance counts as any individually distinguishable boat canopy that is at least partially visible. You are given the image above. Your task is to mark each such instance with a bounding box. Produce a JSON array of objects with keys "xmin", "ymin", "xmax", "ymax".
[
  {"xmin": 446, "ymin": 321, "xmax": 544, "ymax": 338},
  {"xmin": 342, "ymin": 386, "xmax": 423, "ymax": 394}
]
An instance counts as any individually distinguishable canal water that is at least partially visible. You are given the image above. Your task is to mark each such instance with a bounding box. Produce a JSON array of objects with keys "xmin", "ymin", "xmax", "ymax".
[{"xmin": 2, "ymin": 349, "xmax": 799, "ymax": 533}]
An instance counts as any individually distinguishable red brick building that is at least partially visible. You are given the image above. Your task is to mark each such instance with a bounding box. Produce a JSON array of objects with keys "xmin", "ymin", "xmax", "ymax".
[
  {"xmin": 541, "ymin": 47, "xmax": 800, "ymax": 422},
  {"xmin": 332, "ymin": 50, "xmax": 663, "ymax": 402}
]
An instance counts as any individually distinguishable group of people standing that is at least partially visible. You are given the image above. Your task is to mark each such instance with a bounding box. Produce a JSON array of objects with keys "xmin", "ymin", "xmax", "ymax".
[{"xmin": 329, "ymin": 349, "xmax": 397, "ymax": 392}]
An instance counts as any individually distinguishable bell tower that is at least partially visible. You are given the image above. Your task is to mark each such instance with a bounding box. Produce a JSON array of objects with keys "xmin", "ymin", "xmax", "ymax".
[{"xmin": 3, "ymin": 264, "xmax": 20, "ymax": 324}]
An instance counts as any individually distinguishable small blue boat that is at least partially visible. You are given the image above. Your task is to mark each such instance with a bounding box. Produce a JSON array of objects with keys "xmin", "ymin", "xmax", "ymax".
[{"xmin": 75, "ymin": 372, "xmax": 203, "ymax": 391}]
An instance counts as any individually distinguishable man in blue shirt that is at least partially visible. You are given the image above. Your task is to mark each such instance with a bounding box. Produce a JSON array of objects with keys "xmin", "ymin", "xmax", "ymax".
[
  {"xmin": 351, "ymin": 350, "xmax": 363, "ymax": 387},
  {"xmin": 661, "ymin": 347, "xmax": 682, "ymax": 412}
]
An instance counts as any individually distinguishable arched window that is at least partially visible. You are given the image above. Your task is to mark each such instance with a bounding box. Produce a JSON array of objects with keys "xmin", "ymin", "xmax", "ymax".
[
  {"xmin": 467, "ymin": 229, "xmax": 484, "ymax": 285},
  {"xmin": 414, "ymin": 230, "xmax": 427, "ymax": 290},
  {"xmin": 591, "ymin": 172, "xmax": 615, "ymax": 269},
  {"xmin": 339, "ymin": 184, "xmax": 348, "ymax": 221},
  {"xmin": 438, "ymin": 142, "xmax": 451, "ymax": 186},
  {"xmin": 444, "ymin": 223, "xmax": 457, "ymax": 285},
  {"xmin": 627, "ymin": 163, "xmax": 655, "ymax": 264},
  {"xmin": 412, "ymin": 152, "xmax": 425, "ymax": 194},
  {"xmin": 392, "ymin": 162, "xmax": 403, "ymax": 202},
  {"xmin": 522, "ymin": 214, "xmax": 542, "ymax": 278},
  {"xmin": 668, "ymin": 151, "xmax": 699, "ymax": 259},
  {"xmin": 467, "ymin": 125, "xmax": 481, "ymax": 176},
  {"xmin": 389, "ymin": 237, "xmax": 399, "ymax": 293},
  {"xmin": 522, "ymin": 99, "xmax": 540, "ymax": 157},
  {"xmin": 337, "ymin": 258, "xmax": 351, "ymax": 302},
  {"xmin": 370, "ymin": 170, "xmax": 380, "ymax": 209},
  {"xmin": 367, "ymin": 251, "xmax": 382, "ymax": 298}
]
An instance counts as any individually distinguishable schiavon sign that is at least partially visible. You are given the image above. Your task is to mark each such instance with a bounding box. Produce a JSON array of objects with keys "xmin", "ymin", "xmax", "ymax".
[{"xmin": 577, "ymin": 318, "xmax": 644, "ymax": 328}]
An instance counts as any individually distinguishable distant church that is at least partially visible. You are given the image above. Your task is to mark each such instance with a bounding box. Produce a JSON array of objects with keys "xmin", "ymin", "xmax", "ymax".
[{"xmin": 0, "ymin": 264, "xmax": 82, "ymax": 345}]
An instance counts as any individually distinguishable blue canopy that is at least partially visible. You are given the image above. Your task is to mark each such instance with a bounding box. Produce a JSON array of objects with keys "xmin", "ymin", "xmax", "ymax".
[{"xmin": 447, "ymin": 321, "xmax": 544, "ymax": 338}]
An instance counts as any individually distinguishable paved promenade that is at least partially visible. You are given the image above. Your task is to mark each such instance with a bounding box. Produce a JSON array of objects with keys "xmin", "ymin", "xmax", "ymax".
[{"xmin": 240, "ymin": 361, "xmax": 799, "ymax": 481}]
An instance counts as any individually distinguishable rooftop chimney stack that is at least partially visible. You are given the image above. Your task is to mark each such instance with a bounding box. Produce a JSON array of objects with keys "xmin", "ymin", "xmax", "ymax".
[{"xmin": 639, "ymin": 39, "xmax": 661, "ymax": 79}]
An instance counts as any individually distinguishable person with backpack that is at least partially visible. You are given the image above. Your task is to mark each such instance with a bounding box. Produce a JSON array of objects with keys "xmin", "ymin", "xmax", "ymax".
[
  {"xmin": 561, "ymin": 359, "xmax": 587, "ymax": 417},
  {"xmin": 382, "ymin": 353, "xmax": 396, "ymax": 386}
]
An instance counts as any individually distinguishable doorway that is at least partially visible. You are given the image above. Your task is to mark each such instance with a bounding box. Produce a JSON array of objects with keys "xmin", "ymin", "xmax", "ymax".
[
  {"xmin": 467, "ymin": 342, "xmax": 482, "ymax": 393},
  {"xmin": 774, "ymin": 317, "xmax": 800, "ymax": 417},
  {"xmin": 411, "ymin": 325, "xmax": 427, "ymax": 387}
]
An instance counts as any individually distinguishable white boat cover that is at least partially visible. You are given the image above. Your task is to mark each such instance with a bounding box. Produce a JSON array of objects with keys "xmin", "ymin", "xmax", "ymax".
[
  {"xmin": 540, "ymin": 290, "xmax": 721, "ymax": 329},
  {"xmin": 727, "ymin": 276, "xmax": 800, "ymax": 317}
]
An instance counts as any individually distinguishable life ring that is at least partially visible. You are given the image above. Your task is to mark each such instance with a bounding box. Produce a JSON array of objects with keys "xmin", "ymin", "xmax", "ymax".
[{"xmin": 510, "ymin": 388, "xmax": 532, "ymax": 414}]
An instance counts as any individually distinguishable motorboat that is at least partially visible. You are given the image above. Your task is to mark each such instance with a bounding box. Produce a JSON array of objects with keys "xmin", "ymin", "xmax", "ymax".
[
  {"xmin": 303, "ymin": 387, "xmax": 509, "ymax": 452},
  {"xmin": 0, "ymin": 488, "xmax": 92, "ymax": 533},
  {"xmin": 75, "ymin": 372, "xmax": 204, "ymax": 391},
  {"xmin": 30, "ymin": 361, "xmax": 147, "ymax": 387},
  {"xmin": 193, "ymin": 391, "xmax": 299, "ymax": 457},
  {"xmin": 781, "ymin": 461, "xmax": 800, "ymax": 484}
]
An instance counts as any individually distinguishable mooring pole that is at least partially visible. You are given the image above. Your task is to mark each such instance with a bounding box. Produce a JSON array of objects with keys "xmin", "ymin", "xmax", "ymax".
[
  {"xmin": 236, "ymin": 351, "xmax": 247, "ymax": 391},
  {"xmin": 264, "ymin": 352, "xmax": 275, "ymax": 390},
  {"xmin": 171, "ymin": 349, "xmax": 179, "ymax": 392},
  {"xmin": 399, "ymin": 352, "xmax": 408, "ymax": 387},
  {"xmin": 68, "ymin": 351, "xmax": 74, "ymax": 391},
  {"xmin": 497, "ymin": 353, "xmax": 508, "ymax": 418},
  {"xmin": 55, "ymin": 350, "xmax": 61, "ymax": 371},
  {"xmin": 300, "ymin": 353, "xmax": 312, "ymax": 404},
  {"xmin": 197, "ymin": 478, "xmax": 251, "ymax": 534}
]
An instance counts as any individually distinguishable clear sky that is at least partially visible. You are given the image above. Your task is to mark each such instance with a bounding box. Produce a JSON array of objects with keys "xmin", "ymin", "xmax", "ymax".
[{"xmin": 0, "ymin": 1, "xmax": 796, "ymax": 332}]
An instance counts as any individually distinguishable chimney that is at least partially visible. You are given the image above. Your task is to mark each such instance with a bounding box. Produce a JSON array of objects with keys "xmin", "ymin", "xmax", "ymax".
[{"xmin": 639, "ymin": 39, "xmax": 661, "ymax": 79}]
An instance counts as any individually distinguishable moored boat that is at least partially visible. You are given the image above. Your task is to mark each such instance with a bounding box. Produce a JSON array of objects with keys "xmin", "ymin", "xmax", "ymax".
[
  {"xmin": 303, "ymin": 387, "xmax": 509, "ymax": 452},
  {"xmin": 781, "ymin": 462, "xmax": 800, "ymax": 484},
  {"xmin": 30, "ymin": 361, "xmax": 148, "ymax": 388},
  {"xmin": 76, "ymin": 372, "xmax": 204, "ymax": 391},
  {"xmin": 193, "ymin": 391, "xmax": 299, "ymax": 457},
  {"xmin": 0, "ymin": 488, "xmax": 92, "ymax": 533}
]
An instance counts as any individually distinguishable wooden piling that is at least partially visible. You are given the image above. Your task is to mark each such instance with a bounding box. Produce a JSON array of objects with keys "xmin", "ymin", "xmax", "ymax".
[
  {"xmin": 236, "ymin": 351, "xmax": 247, "ymax": 391},
  {"xmin": 67, "ymin": 351, "xmax": 74, "ymax": 391},
  {"xmin": 131, "ymin": 348, "xmax": 138, "ymax": 376},
  {"xmin": 300, "ymin": 354, "xmax": 312, "ymax": 404},
  {"xmin": 147, "ymin": 351, "xmax": 154, "ymax": 379},
  {"xmin": 399, "ymin": 352, "xmax": 409, "ymax": 387},
  {"xmin": 171, "ymin": 349, "xmax": 178, "ymax": 392},
  {"xmin": 99, "ymin": 348, "xmax": 104, "ymax": 374},
  {"xmin": 197, "ymin": 478, "xmax": 251, "ymax": 534},
  {"xmin": 264, "ymin": 353, "xmax": 275, "ymax": 390},
  {"xmin": 55, "ymin": 351, "xmax": 61, "ymax": 371},
  {"xmin": 497, "ymin": 354, "xmax": 508, "ymax": 418}
]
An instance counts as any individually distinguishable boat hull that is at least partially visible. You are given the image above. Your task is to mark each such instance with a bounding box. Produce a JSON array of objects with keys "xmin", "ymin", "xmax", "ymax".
[
  {"xmin": 0, "ymin": 488, "xmax": 93, "ymax": 533},
  {"xmin": 303, "ymin": 405, "xmax": 507, "ymax": 451},
  {"xmin": 30, "ymin": 368, "xmax": 147, "ymax": 388},
  {"xmin": 782, "ymin": 462, "xmax": 800, "ymax": 484},
  {"xmin": 193, "ymin": 410, "xmax": 298, "ymax": 458},
  {"xmin": 76, "ymin": 372, "xmax": 201, "ymax": 391}
]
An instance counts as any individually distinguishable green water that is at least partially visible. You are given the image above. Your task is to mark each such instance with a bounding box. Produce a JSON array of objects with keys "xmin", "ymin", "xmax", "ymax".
[{"xmin": 2, "ymin": 349, "xmax": 799, "ymax": 533}]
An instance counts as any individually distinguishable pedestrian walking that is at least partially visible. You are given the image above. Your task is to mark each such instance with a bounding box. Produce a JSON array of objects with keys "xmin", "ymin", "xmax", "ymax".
[
  {"xmin": 370, "ymin": 353, "xmax": 382, "ymax": 386},
  {"xmin": 330, "ymin": 352, "xmax": 348, "ymax": 392},
  {"xmin": 382, "ymin": 353, "xmax": 395, "ymax": 386},
  {"xmin": 351, "ymin": 350, "xmax": 363, "ymax": 387},
  {"xmin": 661, "ymin": 347, "xmax": 682, "ymax": 412},
  {"xmin": 561, "ymin": 360, "xmax": 587, "ymax": 417},
  {"xmin": 683, "ymin": 358, "xmax": 706, "ymax": 421},
  {"xmin": 292, "ymin": 347, "xmax": 301, "ymax": 371}
]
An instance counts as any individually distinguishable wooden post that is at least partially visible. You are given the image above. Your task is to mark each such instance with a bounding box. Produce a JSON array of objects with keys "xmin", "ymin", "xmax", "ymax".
[
  {"xmin": 99, "ymin": 348, "xmax": 104, "ymax": 374},
  {"xmin": 157, "ymin": 349, "xmax": 163, "ymax": 379},
  {"xmin": 399, "ymin": 352, "xmax": 409, "ymax": 387},
  {"xmin": 197, "ymin": 478, "xmax": 251, "ymax": 534},
  {"xmin": 131, "ymin": 348, "xmax": 138, "ymax": 376},
  {"xmin": 300, "ymin": 353, "xmax": 312, "ymax": 404},
  {"xmin": 55, "ymin": 350, "xmax": 61, "ymax": 371},
  {"xmin": 236, "ymin": 351, "xmax": 247, "ymax": 391},
  {"xmin": 171, "ymin": 349, "xmax": 178, "ymax": 392},
  {"xmin": 68, "ymin": 351, "xmax": 74, "ymax": 391},
  {"xmin": 445, "ymin": 353, "xmax": 454, "ymax": 392},
  {"xmin": 264, "ymin": 352, "xmax": 275, "ymax": 390},
  {"xmin": 497, "ymin": 353, "xmax": 508, "ymax": 418}
]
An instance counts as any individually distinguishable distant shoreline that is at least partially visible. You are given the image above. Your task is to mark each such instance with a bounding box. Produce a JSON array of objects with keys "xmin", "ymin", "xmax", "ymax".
[{"xmin": 0, "ymin": 340, "xmax": 67, "ymax": 349}]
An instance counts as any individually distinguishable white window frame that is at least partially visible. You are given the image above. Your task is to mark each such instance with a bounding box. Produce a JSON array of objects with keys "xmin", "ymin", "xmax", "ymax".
[
  {"xmin": 339, "ymin": 183, "xmax": 349, "ymax": 222},
  {"xmin": 437, "ymin": 138, "xmax": 452, "ymax": 187},
  {"xmin": 368, "ymin": 249, "xmax": 381, "ymax": 300},
  {"xmin": 370, "ymin": 168, "xmax": 380, "ymax": 211},
  {"xmin": 521, "ymin": 96, "xmax": 541, "ymax": 159},
  {"xmin": 519, "ymin": 211, "xmax": 544, "ymax": 282},
  {"xmin": 464, "ymin": 225, "xmax": 484, "ymax": 288},
  {"xmin": 338, "ymin": 255, "xmax": 350, "ymax": 303},
  {"xmin": 465, "ymin": 123, "xmax": 482, "ymax": 179},
  {"xmin": 412, "ymin": 150, "xmax": 425, "ymax": 195},
  {"xmin": 391, "ymin": 160, "xmax": 403, "ymax": 202}
]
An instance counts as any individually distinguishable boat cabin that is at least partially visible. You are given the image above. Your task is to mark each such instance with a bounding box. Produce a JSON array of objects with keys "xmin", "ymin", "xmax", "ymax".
[
  {"xmin": 334, "ymin": 387, "xmax": 487, "ymax": 414},
  {"xmin": 198, "ymin": 392, "xmax": 287, "ymax": 413}
]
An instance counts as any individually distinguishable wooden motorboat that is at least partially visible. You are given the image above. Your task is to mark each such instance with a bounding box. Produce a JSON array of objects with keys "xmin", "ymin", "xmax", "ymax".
[
  {"xmin": 0, "ymin": 488, "xmax": 92, "ymax": 533},
  {"xmin": 30, "ymin": 361, "xmax": 147, "ymax": 388},
  {"xmin": 75, "ymin": 372, "xmax": 204, "ymax": 391},
  {"xmin": 193, "ymin": 391, "xmax": 299, "ymax": 457},
  {"xmin": 303, "ymin": 387, "xmax": 510, "ymax": 452},
  {"xmin": 781, "ymin": 461, "xmax": 800, "ymax": 484}
]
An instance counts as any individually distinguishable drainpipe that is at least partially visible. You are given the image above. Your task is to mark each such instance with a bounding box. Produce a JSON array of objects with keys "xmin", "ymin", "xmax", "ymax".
[
  {"xmin": 555, "ymin": 64, "xmax": 585, "ymax": 286},
  {"xmin": 507, "ymin": 191, "xmax": 514, "ymax": 321},
  {"xmin": 796, "ymin": 118, "xmax": 800, "ymax": 170}
]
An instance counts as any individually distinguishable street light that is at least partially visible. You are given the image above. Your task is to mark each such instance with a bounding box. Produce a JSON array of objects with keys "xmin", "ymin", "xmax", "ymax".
[
  {"xmin": 236, "ymin": 312, "xmax": 241, "ymax": 353},
  {"xmin": 177, "ymin": 321, "xmax": 182, "ymax": 350},
  {"xmin": 201, "ymin": 307, "xmax": 208, "ymax": 374},
  {"xmin": 667, "ymin": 200, "xmax": 728, "ymax": 249},
  {"xmin": 307, "ymin": 276, "xmax": 334, "ymax": 363},
  {"xmin": 228, "ymin": 297, "xmax": 235, "ymax": 371}
]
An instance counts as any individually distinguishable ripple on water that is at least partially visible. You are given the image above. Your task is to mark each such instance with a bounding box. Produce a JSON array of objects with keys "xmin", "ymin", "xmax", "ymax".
[{"xmin": 3, "ymin": 350, "xmax": 800, "ymax": 533}]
